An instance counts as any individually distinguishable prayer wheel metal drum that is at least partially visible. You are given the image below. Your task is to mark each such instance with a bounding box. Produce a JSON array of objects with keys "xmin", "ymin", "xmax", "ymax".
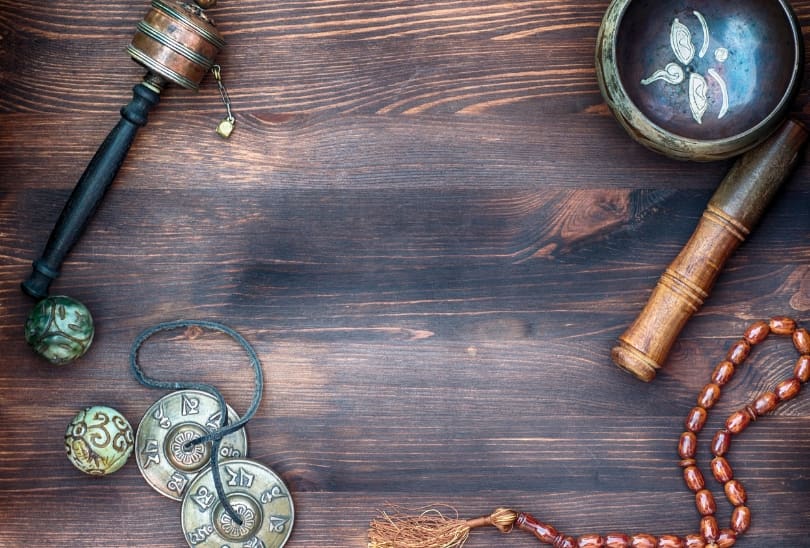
[
  {"xmin": 128, "ymin": 0, "xmax": 225, "ymax": 90},
  {"xmin": 595, "ymin": 0, "xmax": 803, "ymax": 161}
]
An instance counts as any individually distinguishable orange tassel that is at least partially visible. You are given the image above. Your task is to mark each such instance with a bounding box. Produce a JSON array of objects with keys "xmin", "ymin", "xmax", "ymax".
[{"xmin": 367, "ymin": 506, "xmax": 518, "ymax": 548}]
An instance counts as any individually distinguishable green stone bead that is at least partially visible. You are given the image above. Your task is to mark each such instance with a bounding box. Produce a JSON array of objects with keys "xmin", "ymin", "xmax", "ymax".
[
  {"xmin": 24, "ymin": 295, "xmax": 94, "ymax": 365},
  {"xmin": 65, "ymin": 406, "xmax": 134, "ymax": 476}
]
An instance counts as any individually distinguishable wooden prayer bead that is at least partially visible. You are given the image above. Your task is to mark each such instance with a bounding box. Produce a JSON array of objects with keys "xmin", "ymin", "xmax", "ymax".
[
  {"xmin": 679, "ymin": 432, "xmax": 698, "ymax": 459},
  {"xmin": 605, "ymin": 533, "xmax": 630, "ymax": 548},
  {"xmin": 710, "ymin": 457, "xmax": 733, "ymax": 483},
  {"xmin": 793, "ymin": 328, "xmax": 810, "ymax": 354},
  {"xmin": 577, "ymin": 533, "xmax": 605, "ymax": 547},
  {"xmin": 776, "ymin": 378, "xmax": 801, "ymax": 401},
  {"xmin": 557, "ymin": 535, "xmax": 577, "ymax": 548},
  {"xmin": 517, "ymin": 513, "xmax": 558, "ymax": 543},
  {"xmin": 683, "ymin": 465, "xmax": 706, "ymax": 492},
  {"xmin": 698, "ymin": 383, "xmax": 721, "ymax": 409},
  {"xmin": 743, "ymin": 321, "xmax": 770, "ymax": 344},
  {"xmin": 769, "ymin": 316, "xmax": 796, "ymax": 335},
  {"xmin": 700, "ymin": 515, "xmax": 719, "ymax": 542},
  {"xmin": 695, "ymin": 489, "xmax": 716, "ymax": 516},
  {"xmin": 684, "ymin": 534, "xmax": 706, "ymax": 548},
  {"xmin": 716, "ymin": 529, "xmax": 737, "ymax": 548},
  {"xmin": 795, "ymin": 355, "xmax": 810, "ymax": 383},
  {"xmin": 725, "ymin": 410, "xmax": 750, "ymax": 434},
  {"xmin": 679, "ymin": 458, "xmax": 697, "ymax": 468},
  {"xmin": 725, "ymin": 340, "xmax": 750, "ymax": 365},
  {"xmin": 724, "ymin": 480, "xmax": 747, "ymax": 506},
  {"xmin": 731, "ymin": 506, "xmax": 751, "ymax": 533},
  {"xmin": 712, "ymin": 430, "xmax": 731, "ymax": 457},
  {"xmin": 630, "ymin": 533, "xmax": 656, "ymax": 548},
  {"xmin": 686, "ymin": 407, "xmax": 708, "ymax": 433},
  {"xmin": 658, "ymin": 535, "xmax": 685, "ymax": 548},
  {"xmin": 711, "ymin": 361, "xmax": 735, "ymax": 386},
  {"xmin": 752, "ymin": 391, "xmax": 778, "ymax": 415}
]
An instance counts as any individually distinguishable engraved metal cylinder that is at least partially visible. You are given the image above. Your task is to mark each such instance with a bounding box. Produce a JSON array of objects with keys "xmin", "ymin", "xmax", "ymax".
[{"xmin": 128, "ymin": 0, "xmax": 225, "ymax": 90}]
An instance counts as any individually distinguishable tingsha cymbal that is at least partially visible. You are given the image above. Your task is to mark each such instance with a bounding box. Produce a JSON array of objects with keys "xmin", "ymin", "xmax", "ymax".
[
  {"xmin": 181, "ymin": 459, "xmax": 294, "ymax": 548},
  {"xmin": 135, "ymin": 389, "xmax": 248, "ymax": 501}
]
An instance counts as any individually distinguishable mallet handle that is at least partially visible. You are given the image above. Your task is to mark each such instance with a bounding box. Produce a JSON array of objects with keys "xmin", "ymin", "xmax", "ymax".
[
  {"xmin": 22, "ymin": 81, "xmax": 161, "ymax": 299},
  {"xmin": 612, "ymin": 119, "xmax": 808, "ymax": 382}
]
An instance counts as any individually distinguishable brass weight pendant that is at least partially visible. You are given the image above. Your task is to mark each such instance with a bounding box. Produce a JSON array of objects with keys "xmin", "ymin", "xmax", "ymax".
[
  {"xmin": 135, "ymin": 390, "xmax": 248, "ymax": 501},
  {"xmin": 181, "ymin": 459, "xmax": 294, "ymax": 548}
]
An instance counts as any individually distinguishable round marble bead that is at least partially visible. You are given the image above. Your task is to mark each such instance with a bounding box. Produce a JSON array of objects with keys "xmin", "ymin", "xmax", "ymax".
[
  {"xmin": 65, "ymin": 406, "xmax": 134, "ymax": 476},
  {"xmin": 25, "ymin": 295, "xmax": 94, "ymax": 365}
]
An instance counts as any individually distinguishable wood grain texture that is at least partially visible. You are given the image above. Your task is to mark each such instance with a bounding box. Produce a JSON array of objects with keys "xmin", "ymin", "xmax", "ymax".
[{"xmin": 1, "ymin": 1, "xmax": 809, "ymax": 546}]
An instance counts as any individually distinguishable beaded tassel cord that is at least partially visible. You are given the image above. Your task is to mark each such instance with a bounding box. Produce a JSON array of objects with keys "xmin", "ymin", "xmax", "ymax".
[{"xmin": 368, "ymin": 317, "xmax": 809, "ymax": 548}]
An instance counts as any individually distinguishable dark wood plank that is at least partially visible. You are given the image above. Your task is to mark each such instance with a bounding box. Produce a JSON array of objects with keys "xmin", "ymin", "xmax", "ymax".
[{"xmin": 1, "ymin": 1, "xmax": 809, "ymax": 546}]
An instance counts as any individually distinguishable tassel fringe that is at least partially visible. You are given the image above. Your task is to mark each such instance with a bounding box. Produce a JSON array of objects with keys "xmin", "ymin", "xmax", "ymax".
[{"xmin": 368, "ymin": 506, "xmax": 518, "ymax": 548}]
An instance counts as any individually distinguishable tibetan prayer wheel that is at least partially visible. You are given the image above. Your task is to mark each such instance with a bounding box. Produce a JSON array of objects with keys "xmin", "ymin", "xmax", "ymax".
[
  {"xmin": 128, "ymin": 0, "xmax": 225, "ymax": 91},
  {"xmin": 22, "ymin": 1, "xmax": 229, "ymax": 364},
  {"xmin": 22, "ymin": 0, "xmax": 225, "ymax": 312},
  {"xmin": 595, "ymin": 0, "xmax": 806, "ymax": 381}
]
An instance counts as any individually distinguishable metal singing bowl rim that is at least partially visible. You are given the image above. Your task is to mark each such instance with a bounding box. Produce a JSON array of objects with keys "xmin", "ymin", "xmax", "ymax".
[{"xmin": 596, "ymin": 0, "xmax": 804, "ymax": 161}]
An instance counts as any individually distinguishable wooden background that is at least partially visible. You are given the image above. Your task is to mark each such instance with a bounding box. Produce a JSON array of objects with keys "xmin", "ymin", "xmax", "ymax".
[{"xmin": 1, "ymin": 1, "xmax": 809, "ymax": 546}]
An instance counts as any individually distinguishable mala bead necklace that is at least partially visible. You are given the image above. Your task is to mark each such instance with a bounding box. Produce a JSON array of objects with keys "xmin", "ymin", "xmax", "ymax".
[
  {"xmin": 368, "ymin": 317, "xmax": 810, "ymax": 548},
  {"xmin": 130, "ymin": 320, "xmax": 294, "ymax": 548}
]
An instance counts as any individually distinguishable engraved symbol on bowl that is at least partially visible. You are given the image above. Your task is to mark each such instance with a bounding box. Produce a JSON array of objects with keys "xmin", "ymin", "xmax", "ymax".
[{"xmin": 641, "ymin": 10, "xmax": 730, "ymax": 124}]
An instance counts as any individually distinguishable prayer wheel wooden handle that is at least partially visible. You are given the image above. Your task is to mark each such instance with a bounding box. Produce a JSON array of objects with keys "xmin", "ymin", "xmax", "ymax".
[
  {"xmin": 22, "ymin": 82, "xmax": 161, "ymax": 299},
  {"xmin": 612, "ymin": 119, "xmax": 808, "ymax": 382}
]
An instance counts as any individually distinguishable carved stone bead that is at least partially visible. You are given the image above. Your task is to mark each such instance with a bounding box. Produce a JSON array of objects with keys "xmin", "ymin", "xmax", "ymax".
[
  {"xmin": 724, "ymin": 480, "xmax": 747, "ymax": 506},
  {"xmin": 701, "ymin": 515, "xmax": 719, "ymax": 542},
  {"xmin": 731, "ymin": 506, "xmax": 751, "ymax": 533},
  {"xmin": 684, "ymin": 534, "xmax": 706, "ymax": 548},
  {"xmin": 712, "ymin": 430, "xmax": 731, "ymax": 457},
  {"xmin": 630, "ymin": 533, "xmax": 656, "ymax": 548},
  {"xmin": 752, "ymin": 392, "xmax": 778, "ymax": 415},
  {"xmin": 65, "ymin": 406, "xmax": 133, "ymax": 476},
  {"xmin": 776, "ymin": 378, "xmax": 801, "ymax": 401},
  {"xmin": 684, "ymin": 465, "xmax": 706, "ymax": 492},
  {"xmin": 725, "ymin": 410, "xmax": 750, "ymax": 434},
  {"xmin": 25, "ymin": 295, "xmax": 94, "ymax": 365},
  {"xmin": 725, "ymin": 340, "xmax": 751, "ymax": 365},
  {"xmin": 743, "ymin": 321, "xmax": 770, "ymax": 344},
  {"xmin": 793, "ymin": 328, "xmax": 810, "ymax": 354},
  {"xmin": 795, "ymin": 355, "xmax": 810, "ymax": 383},
  {"xmin": 698, "ymin": 383, "xmax": 722, "ymax": 409},
  {"xmin": 769, "ymin": 316, "xmax": 796, "ymax": 335},
  {"xmin": 658, "ymin": 535, "xmax": 685, "ymax": 548},
  {"xmin": 605, "ymin": 533, "xmax": 630, "ymax": 548},
  {"xmin": 711, "ymin": 361, "xmax": 735, "ymax": 386},
  {"xmin": 716, "ymin": 529, "xmax": 737, "ymax": 548},
  {"xmin": 577, "ymin": 533, "xmax": 605, "ymax": 547},
  {"xmin": 711, "ymin": 457, "xmax": 733, "ymax": 483},
  {"xmin": 695, "ymin": 489, "xmax": 717, "ymax": 516},
  {"xmin": 686, "ymin": 406, "xmax": 708, "ymax": 433},
  {"xmin": 679, "ymin": 432, "xmax": 698, "ymax": 459}
]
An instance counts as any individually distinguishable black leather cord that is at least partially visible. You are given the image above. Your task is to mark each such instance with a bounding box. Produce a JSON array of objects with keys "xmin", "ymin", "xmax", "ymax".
[{"xmin": 130, "ymin": 319, "xmax": 264, "ymax": 525}]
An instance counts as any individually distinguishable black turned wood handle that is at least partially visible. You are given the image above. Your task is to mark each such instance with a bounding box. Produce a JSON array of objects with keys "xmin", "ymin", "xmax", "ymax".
[{"xmin": 22, "ymin": 82, "xmax": 161, "ymax": 299}]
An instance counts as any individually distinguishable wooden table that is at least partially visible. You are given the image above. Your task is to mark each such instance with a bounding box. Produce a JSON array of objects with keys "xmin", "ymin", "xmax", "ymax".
[{"xmin": 1, "ymin": 1, "xmax": 809, "ymax": 546}]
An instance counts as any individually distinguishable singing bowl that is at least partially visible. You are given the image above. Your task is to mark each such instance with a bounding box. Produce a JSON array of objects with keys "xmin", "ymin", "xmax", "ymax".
[{"xmin": 596, "ymin": 0, "xmax": 803, "ymax": 161}]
